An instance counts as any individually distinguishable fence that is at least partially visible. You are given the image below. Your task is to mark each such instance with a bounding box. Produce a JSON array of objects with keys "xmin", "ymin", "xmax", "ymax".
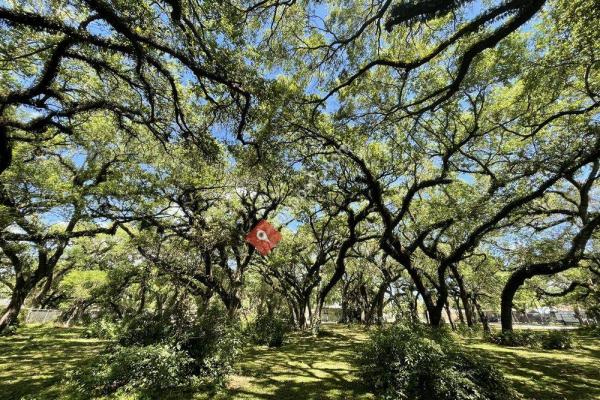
[{"xmin": 24, "ymin": 308, "xmax": 62, "ymax": 324}]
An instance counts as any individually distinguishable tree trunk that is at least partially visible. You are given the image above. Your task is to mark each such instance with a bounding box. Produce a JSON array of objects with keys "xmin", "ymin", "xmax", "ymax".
[
  {"xmin": 0, "ymin": 126, "xmax": 12, "ymax": 176},
  {"xmin": 377, "ymin": 295, "xmax": 384, "ymax": 324},
  {"xmin": 501, "ymin": 271, "xmax": 529, "ymax": 332},
  {"xmin": 340, "ymin": 298, "xmax": 349, "ymax": 323},
  {"xmin": 454, "ymin": 295, "xmax": 465, "ymax": 323},
  {"xmin": 226, "ymin": 296, "xmax": 242, "ymax": 319},
  {"xmin": 428, "ymin": 305, "xmax": 444, "ymax": 327},
  {"xmin": 444, "ymin": 301, "xmax": 455, "ymax": 330},
  {"xmin": 31, "ymin": 274, "xmax": 53, "ymax": 308},
  {"xmin": 291, "ymin": 296, "xmax": 309, "ymax": 330},
  {"xmin": 0, "ymin": 280, "xmax": 29, "ymax": 331},
  {"xmin": 410, "ymin": 292, "xmax": 419, "ymax": 323},
  {"xmin": 574, "ymin": 304, "xmax": 585, "ymax": 325},
  {"xmin": 290, "ymin": 303, "xmax": 300, "ymax": 327},
  {"xmin": 472, "ymin": 295, "xmax": 490, "ymax": 334},
  {"xmin": 450, "ymin": 265, "xmax": 473, "ymax": 326},
  {"xmin": 298, "ymin": 302, "xmax": 307, "ymax": 330},
  {"xmin": 366, "ymin": 283, "xmax": 387, "ymax": 325}
]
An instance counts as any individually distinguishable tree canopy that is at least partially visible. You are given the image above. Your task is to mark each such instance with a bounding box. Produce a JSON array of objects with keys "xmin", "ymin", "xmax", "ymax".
[{"xmin": 1, "ymin": 0, "xmax": 599, "ymax": 334}]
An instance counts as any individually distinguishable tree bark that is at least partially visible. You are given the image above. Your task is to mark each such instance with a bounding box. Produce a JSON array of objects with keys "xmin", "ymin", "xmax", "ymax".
[
  {"xmin": 472, "ymin": 295, "xmax": 490, "ymax": 333},
  {"xmin": 450, "ymin": 264, "xmax": 473, "ymax": 326},
  {"xmin": 0, "ymin": 126, "xmax": 12, "ymax": 176},
  {"xmin": 0, "ymin": 278, "xmax": 31, "ymax": 330},
  {"xmin": 500, "ymin": 270, "xmax": 528, "ymax": 332},
  {"xmin": 453, "ymin": 295, "xmax": 465, "ymax": 323},
  {"xmin": 428, "ymin": 305, "xmax": 444, "ymax": 327},
  {"xmin": 31, "ymin": 274, "xmax": 54, "ymax": 309},
  {"xmin": 444, "ymin": 301, "xmax": 455, "ymax": 330}
]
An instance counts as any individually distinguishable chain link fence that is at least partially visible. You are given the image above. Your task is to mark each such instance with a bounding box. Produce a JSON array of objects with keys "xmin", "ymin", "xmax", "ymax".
[{"xmin": 24, "ymin": 308, "xmax": 62, "ymax": 324}]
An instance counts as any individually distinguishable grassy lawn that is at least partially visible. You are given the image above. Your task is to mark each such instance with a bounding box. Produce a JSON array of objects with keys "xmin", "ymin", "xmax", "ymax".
[
  {"xmin": 0, "ymin": 324, "xmax": 599, "ymax": 400},
  {"xmin": 0, "ymin": 325, "xmax": 107, "ymax": 400},
  {"xmin": 219, "ymin": 327, "xmax": 375, "ymax": 400},
  {"xmin": 463, "ymin": 333, "xmax": 600, "ymax": 400}
]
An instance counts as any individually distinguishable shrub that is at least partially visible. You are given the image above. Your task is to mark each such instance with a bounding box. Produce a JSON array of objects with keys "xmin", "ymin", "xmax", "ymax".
[
  {"xmin": 541, "ymin": 330, "xmax": 573, "ymax": 350},
  {"xmin": 75, "ymin": 305, "xmax": 243, "ymax": 393},
  {"xmin": 0, "ymin": 324, "xmax": 17, "ymax": 336},
  {"xmin": 455, "ymin": 323, "xmax": 483, "ymax": 338},
  {"xmin": 487, "ymin": 329, "xmax": 573, "ymax": 350},
  {"xmin": 117, "ymin": 312, "xmax": 171, "ymax": 346},
  {"xmin": 578, "ymin": 325, "xmax": 600, "ymax": 338},
  {"xmin": 487, "ymin": 330, "xmax": 543, "ymax": 348},
  {"xmin": 357, "ymin": 324, "xmax": 518, "ymax": 400},
  {"xmin": 72, "ymin": 344, "xmax": 194, "ymax": 395},
  {"xmin": 180, "ymin": 306, "xmax": 242, "ymax": 383},
  {"xmin": 249, "ymin": 313, "xmax": 289, "ymax": 348},
  {"xmin": 82, "ymin": 318, "xmax": 119, "ymax": 339}
]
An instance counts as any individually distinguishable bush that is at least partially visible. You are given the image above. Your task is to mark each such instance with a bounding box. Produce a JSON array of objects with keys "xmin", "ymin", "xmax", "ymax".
[
  {"xmin": 487, "ymin": 330, "xmax": 543, "ymax": 348},
  {"xmin": 487, "ymin": 329, "xmax": 573, "ymax": 350},
  {"xmin": 249, "ymin": 313, "xmax": 289, "ymax": 348},
  {"xmin": 72, "ymin": 344, "xmax": 194, "ymax": 395},
  {"xmin": 358, "ymin": 324, "xmax": 518, "ymax": 400},
  {"xmin": 82, "ymin": 318, "xmax": 120, "ymax": 339},
  {"xmin": 117, "ymin": 312, "xmax": 172, "ymax": 346},
  {"xmin": 180, "ymin": 306, "xmax": 242, "ymax": 383},
  {"xmin": 455, "ymin": 323, "xmax": 483, "ymax": 338},
  {"xmin": 0, "ymin": 324, "xmax": 17, "ymax": 336},
  {"xmin": 74, "ymin": 305, "xmax": 243, "ymax": 393},
  {"xmin": 578, "ymin": 325, "xmax": 600, "ymax": 338},
  {"xmin": 541, "ymin": 330, "xmax": 573, "ymax": 350}
]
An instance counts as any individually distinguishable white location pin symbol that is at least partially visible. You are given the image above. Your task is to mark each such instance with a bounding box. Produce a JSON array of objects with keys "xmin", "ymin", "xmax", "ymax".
[{"xmin": 256, "ymin": 229, "xmax": 271, "ymax": 245}]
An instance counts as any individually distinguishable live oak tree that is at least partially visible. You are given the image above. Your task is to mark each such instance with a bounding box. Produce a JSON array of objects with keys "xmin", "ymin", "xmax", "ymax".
[
  {"xmin": 117, "ymin": 143, "xmax": 297, "ymax": 317},
  {"xmin": 259, "ymin": 220, "xmax": 339, "ymax": 330},
  {"xmin": 1, "ymin": 0, "xmax": 599, "ymax": 335},
  {"xmin": 339, "ymin": 245, "xmax": 405, "ymax": 325},
  {"xmin": 47, "ymin": 233, "xmax": 157, "ymax": 323},
  {"xmin": 0, "ymin": 128, "xmax": 132, "ymax": 330},
  {"xmin": 0, "ymin": 0, "xmax": 266, "ymax": 175},
  {"xmin": 499, "ymin": 159, "xmax": 600, "ymax": 331},
  {"xmin": 265, "ymin": 0, "xmax": 600, "ymax": 327}
]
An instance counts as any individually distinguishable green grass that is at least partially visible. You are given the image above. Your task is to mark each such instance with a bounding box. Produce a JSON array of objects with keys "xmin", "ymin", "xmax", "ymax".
[
  {"xmin": 463, "ymin": 333, "xmax": 600, "ymax": 400},
  {"xmin": 218, "ymin": 326, "xmax": 375, "ymax": 400},
  {"xmin": 0, "ymin": 325, "xmax": 107, "ymax": 400},
  {"xmin": 1, "ymin": 324, "xmax": 599, "ymax": 400}
]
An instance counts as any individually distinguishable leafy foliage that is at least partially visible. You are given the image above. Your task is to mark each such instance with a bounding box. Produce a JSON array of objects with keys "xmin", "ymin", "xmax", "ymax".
[
  {"xmin": 179, "ymin": 305, "xmax": 243, "ymax": 383},
  {"xmin": 541, "ymin": 330, "xmax": 573, "ymax": 350},
  {"xmin": 487, "ymin": 330, "xmax": 544, "ymax": 348},
  {"xmin": 72, "ymin": 344, "xmax": 194, "ymax": 395},
  {"xmin": 248, "ymin": 312, "xmax": 289, "ymax": 348},
  {"xmin": 487, "ymin": 330, "xmax": 573, "ymax": 350},
  {"xmin": 77, "ymin": 304, "xmax": 242, "ymax": 393},
  {"xmin": 454, "ymin": 323, "xmax": 484, "ymax": 338},
  {"xmin": 358, "ymin": 324, "xmax": 519, "ymax": 400},
  {"xmin": 117, "ymin": 312, "xmax": 172, "ymax": 347}
]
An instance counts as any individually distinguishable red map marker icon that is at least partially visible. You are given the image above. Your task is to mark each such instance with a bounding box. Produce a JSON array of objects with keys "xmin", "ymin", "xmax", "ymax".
[{"xmin": 245, "ymin": 219, "xmax": 282, "ymax": 256}]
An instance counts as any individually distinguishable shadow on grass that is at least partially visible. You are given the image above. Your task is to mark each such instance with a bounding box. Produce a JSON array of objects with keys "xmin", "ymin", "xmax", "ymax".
[
  {"xmin": 0, "ymin": 325, "xmax": 106, "ymax": 400},
  {"xmin": 464, "ymin": 334, "xmax": 600, "ymax": 400},
  {"xmin": 226, "ymin": 325, "xmax": 374, "ymax": 400},
  {"xmin": 2, "ymin": 324, "xmax": 599, "ymax": 400}
]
